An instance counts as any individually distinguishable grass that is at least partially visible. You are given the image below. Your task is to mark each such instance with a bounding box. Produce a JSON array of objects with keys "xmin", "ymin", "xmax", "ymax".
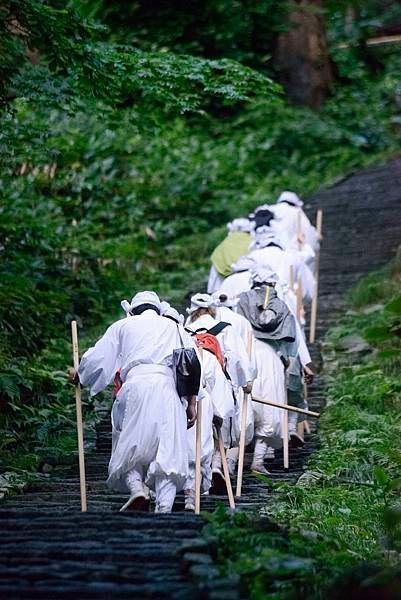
[{"xmin": 204, "ymin": 256, "xmax": 401, "ymax": 598}]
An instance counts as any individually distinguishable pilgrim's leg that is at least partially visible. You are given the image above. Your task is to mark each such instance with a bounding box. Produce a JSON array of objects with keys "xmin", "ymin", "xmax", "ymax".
[
  {"xmin": 155, "ymin": 476, "xmax": 176, "ymax": 513},
  {"xmin": 251, "ymin": 438, "xmax": 271, "ymax": 475},
  {"xmin": 120, "ymin": 465, "xmax": 150, "ymax": 512}
]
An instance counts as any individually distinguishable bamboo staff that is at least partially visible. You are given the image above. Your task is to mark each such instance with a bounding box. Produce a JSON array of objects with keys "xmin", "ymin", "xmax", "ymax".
[
  {"xmin": 71, "ymin": 320, "xmax": 87, "ymax": 512},
  {"xmin": 251, "ymin": 394, "xmax": 320, "ymax": 418},
  {"xmin": 235, "ymin": 331, "xmax": 253, "ymax": 497},
  {"xmin": 217, "ymin": 429, "xmax": 235, "ymax": 510},
  {"xmin": 309, "ymin": 209, "xmax": 323, "ymax": 343},
  {"xmin": 194, "ymin": 396, "xmax": 202, "ymax": 515}
]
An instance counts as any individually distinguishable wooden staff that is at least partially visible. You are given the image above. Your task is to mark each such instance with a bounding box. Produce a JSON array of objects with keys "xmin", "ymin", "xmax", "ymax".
[
  {"xmin": 283, "ymin": 406, "xmax": 289, "ymax": 470},
  {"xmin": 309, "ymin": 209, "xmax": 323, "ymax": 343},
  {"xmin": 251, "ymin": 394, "xmax": 320, "ymax": 417},
  {"xmin": 71, "ymin": 320, "xmax": 87, "ymax": 512},
  {"xmin": 235, "ymin": 332, "xmax": 253, "ymax": 498},
  {"xmin": 263, "ymin": 285, "xmax": 270, "ymax": 309},
  {"xmin": 194, "ymin": 397, "xmax": 202, "ymax": 515},
  {"xmin": 289, "ymin": 265, "xmax": 295, "ymax": 291},
  {"xmin": 217, "ymin": 429, "xmax": 236, "ymax": 510}
]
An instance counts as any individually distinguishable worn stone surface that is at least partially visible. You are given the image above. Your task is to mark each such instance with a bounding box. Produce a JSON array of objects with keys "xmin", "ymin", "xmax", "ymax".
[{"xmin": 1, "ymin": 159, "xmax": 401, "ymax": 598}]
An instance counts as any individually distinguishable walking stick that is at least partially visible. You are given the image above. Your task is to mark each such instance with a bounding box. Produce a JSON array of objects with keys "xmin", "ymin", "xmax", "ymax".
[
  {"xmin": 217, "ymin": 429, "xmax": 236, "ymax": 510},
  {"xmin": 236, "ymin": 332, "xmax": 253, "ymax": 497},
  {"xmin": 194, "ymin": 397, "xmax": 202, "ymax": 515},
  {"xmin": 309, "ymin": 209, "xmax": 323, "ymax": 343},
  {"xmin": 71, "ymin": 320, "xmax": 87, "ymax": 512},
  {"xmin": 283, "ymin": 406, "xmax": 289, "ymax": 471}
]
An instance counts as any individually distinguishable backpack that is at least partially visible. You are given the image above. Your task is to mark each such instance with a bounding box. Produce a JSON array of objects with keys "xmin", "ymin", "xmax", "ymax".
[
  {"xmin": 172, "ymin": 325, "xmax": 201, "ymax": 397},
  {"xmin": 193, "ymin": 322, "xmax": 230, "ymax": 369}
]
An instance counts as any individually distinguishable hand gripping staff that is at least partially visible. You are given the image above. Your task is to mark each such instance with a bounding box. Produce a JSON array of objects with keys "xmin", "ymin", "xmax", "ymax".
[{"xmin": 71, "ymin": 320, "xmax": 87, "ymax": 512}]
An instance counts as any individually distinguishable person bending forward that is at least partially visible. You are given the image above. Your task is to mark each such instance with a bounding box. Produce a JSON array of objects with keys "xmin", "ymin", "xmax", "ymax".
[{"xmin": 78, "ymin": 291, "xmax": 195, "ymax": 513}]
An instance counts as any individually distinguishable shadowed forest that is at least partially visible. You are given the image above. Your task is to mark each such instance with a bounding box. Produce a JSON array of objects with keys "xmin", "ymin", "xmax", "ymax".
[{"xmin": 1, "ymin": 1, "xmax": 401, "ymax": 598}]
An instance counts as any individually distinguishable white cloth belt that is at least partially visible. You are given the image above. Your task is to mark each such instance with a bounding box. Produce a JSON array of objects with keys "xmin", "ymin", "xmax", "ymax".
[{"xmin": 125, "ymin": 363, "xmax": 173, "ymax": 381}]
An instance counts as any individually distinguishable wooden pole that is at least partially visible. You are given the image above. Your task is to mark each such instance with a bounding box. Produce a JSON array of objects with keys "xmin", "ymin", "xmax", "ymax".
[
  {"xmin": 217, "ymin": 430, "xmax": 236, "ymax": 510},
  {"xmin": 283, "ymin": 408, "xmax": 289, "ymax": 470},
  {"xmin": 251, "ymin": 394, "xmax": 320, "ymax": 418},
  {"xmin": 236, "ymin": 332, "xmax": 253, "ymax": 498},
  {"xmin": 263, "ymin": 286, "xmax": 270, "ymax": 310},
  {"xmin": 71, "ymin": 320, "xmax": 87, "ymax": 512},
  {"xmin": 194, "ymin": 397, "xmax": 202, "ymax": 515},
  {"xmin": 309, "ymin": 209, "xmax": 323, "ymax": 343}
]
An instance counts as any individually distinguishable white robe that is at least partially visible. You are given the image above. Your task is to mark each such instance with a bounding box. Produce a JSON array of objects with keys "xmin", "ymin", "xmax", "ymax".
[
  {"xmin": 271, "ymin": 203, "xmax": 319, "ymax": 251},
  {"xmin": 186, "ymin": 350, "xmax": 235, "ymax": 490},
  {"xmin": 78, "ymin": 310, "xmax": 189, "ymax": 494},
  {"xmin": 252, "ymin": 339, "xmax": 286, "ymax": 448},
  {"xmin": 217, "ymin": 270, "xmax": 252, "ymax": 299},
  {"xmin": 207, "ymin": 265, "xmax": 225, "ymax": 294},
  {"xmin": 185, "ymin": 313, "xmax": 252, "ymax": 389}
]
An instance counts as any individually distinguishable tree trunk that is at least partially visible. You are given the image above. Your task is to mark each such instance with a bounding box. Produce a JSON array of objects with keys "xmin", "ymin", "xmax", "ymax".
[{"xmin": 273, "ymin": 0, "xmax": 334, "ymax": 108}]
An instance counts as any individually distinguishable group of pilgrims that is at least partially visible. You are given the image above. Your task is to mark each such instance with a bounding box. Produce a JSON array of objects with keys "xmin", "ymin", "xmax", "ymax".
[{"xmin": 76, "ymin": 191, "xmax": 320, "ymax": 513}]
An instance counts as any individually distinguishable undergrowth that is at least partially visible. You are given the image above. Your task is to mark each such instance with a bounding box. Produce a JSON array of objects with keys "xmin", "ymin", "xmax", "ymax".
[{"xmin": 205, "ymin": 255, "xmax": 401, "ymax": 598}]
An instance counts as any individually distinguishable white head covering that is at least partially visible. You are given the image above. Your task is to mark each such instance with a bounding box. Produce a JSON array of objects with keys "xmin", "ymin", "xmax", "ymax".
[
  {"xmin": 160, "ymin": 301, "xmax": 184, "ymax": 324},
  {"xmin": 186, "ymin": 293, "xmax": 216, "ymax": 315},
  {"xmin": 250, "ymin": 267, "xmax": 279, "ymax": 286},
  {"xmin": 227, "ymin": 218, "xmax": 254, "ymax": 233},
  {"xmin": 121, "ymin": 299, "xmax": 132, "ymax": 316},
  {"xmin": 129, "ymin": 290, "xmax": 161, "ymax": 311},
  {"xmin": 231, "ymin": 255, "xmax": 257, "ymax": 273},
  {"xmin": 277, "ymin": 191, "xmax": 303, "ymax": 207},
  {"xmin": 213, "ymin": 291, "xmax": 238, "ymax": 308},
  {"xmin": 250, "ymin": 225, "xmax": 282, "ymax": 250}
]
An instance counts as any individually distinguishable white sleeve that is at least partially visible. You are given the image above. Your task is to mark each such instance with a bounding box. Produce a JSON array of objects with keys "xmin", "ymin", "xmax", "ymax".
[
  {"xmin": 222, "ymin": 327, "xmax": 252, "ymax": 388},
  {"xmin": 78, "ymin": 320, "xmax": 122, "ymax": 396},
  {"xmin": 295, "ymin": 320, "xmax": 311, "ymax": 366}
]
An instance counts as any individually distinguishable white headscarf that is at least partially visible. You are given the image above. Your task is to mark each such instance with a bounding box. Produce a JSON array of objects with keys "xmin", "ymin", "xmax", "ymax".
[
  {"xmin": 250, "ymin": 267, "xmax": 279, "ymax": 286},
  {"xmin": 227, "ymin": 218, "xmax": 254, "ymax": 233},
  {"xmin": 160, "ymin": 301, "xmax": 184, "ymax": 324},
  {"xmin": 277, "ymin": 191, "xmax": 303, "ymax": 207},
  {"xmin": 250, "ymin": 225, "xmax": 282, "ymax": 250},
  {"xmin": 120, "ymin": 290, "xmax": 161, "ymax": 315},
  {"xmin": 186, "ymin": 293, "xmax": 216, "ymax": 315},
  {"xmin": 213, "ymin": 291, "xmax": 238, "ymax": 308}
]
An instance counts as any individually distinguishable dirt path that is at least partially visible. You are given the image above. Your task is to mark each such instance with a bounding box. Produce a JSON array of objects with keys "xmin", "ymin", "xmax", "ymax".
[{"xmin": 1, "ymin": 159, "xmax": 400, "ymax": 598}]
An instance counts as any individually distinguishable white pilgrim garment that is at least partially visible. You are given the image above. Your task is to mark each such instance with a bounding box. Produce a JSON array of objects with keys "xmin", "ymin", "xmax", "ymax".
[
  {"xmin": 217, "ymin": 270, "xmax": 252, "ymax": 299},
  {"xmin": 271, "ymin": 203, "xmax": 319, "ymax": 251},
  {"xmin": 185, "ymin": 313, "xmax": 252, "ymax": 389},
  {"xmin": 248, "ymin": 245, "xmax": 300, "ymax": 289},
  {"xmin": 79, "ymin": 310, "xmax": 189, "ymax": 496},
  {"xmin": 207, "ymin": 264, "xmax": 225, "ymax": 294},
  {"xmin": 252, "ymin": 338, "xmax": 286, "ymax": 449},
  {"xmin": 216, "ymin": 305, "xmax": 257, "ymax": 444}
]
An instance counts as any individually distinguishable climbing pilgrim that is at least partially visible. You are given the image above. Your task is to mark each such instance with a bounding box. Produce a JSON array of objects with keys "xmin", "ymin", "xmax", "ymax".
[
  {"xmin": 207, "ymin": 218, "xmax": 254, "ymax": 293},
  {"xmin": 185, "ymin": 293, "xmax": 255, "ymax": 490},
  {"xmin": 237, "ymin": 268, "xmax": 297, "ymax": 474},
  {"xmin": 77, "ymin": 291, "xmax": 199, "ymax": 513}
]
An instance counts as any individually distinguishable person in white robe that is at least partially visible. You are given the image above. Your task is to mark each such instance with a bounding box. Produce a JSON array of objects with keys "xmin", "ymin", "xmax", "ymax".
[
  {"xmin": 270, "ymin": 190, "xmax": 319, "ymax": 252},
  {"xmin": 207, "ymin": 218, "xmax": 254, "ymax": 294},
  {"xmin": 78, "ymin": 291, "xmax": 196, "ymax": 513},
  {"xmin": 217, "ymin": 256, "xmax": 256, "ymax": 299},
  {"xmin": 213, "ymin": 292, "xmax": 257, "ymax": 474},
  {"xmin": 248, "ymin": 226, "xmax": 315, "ymax": 304},
  {"xmin": 237, "ymin": 269, "xmax": 296, "ymax": 475},
  {"xmin": 185, "ymin": 293, "xmax": 253, "ymax": 491}
]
